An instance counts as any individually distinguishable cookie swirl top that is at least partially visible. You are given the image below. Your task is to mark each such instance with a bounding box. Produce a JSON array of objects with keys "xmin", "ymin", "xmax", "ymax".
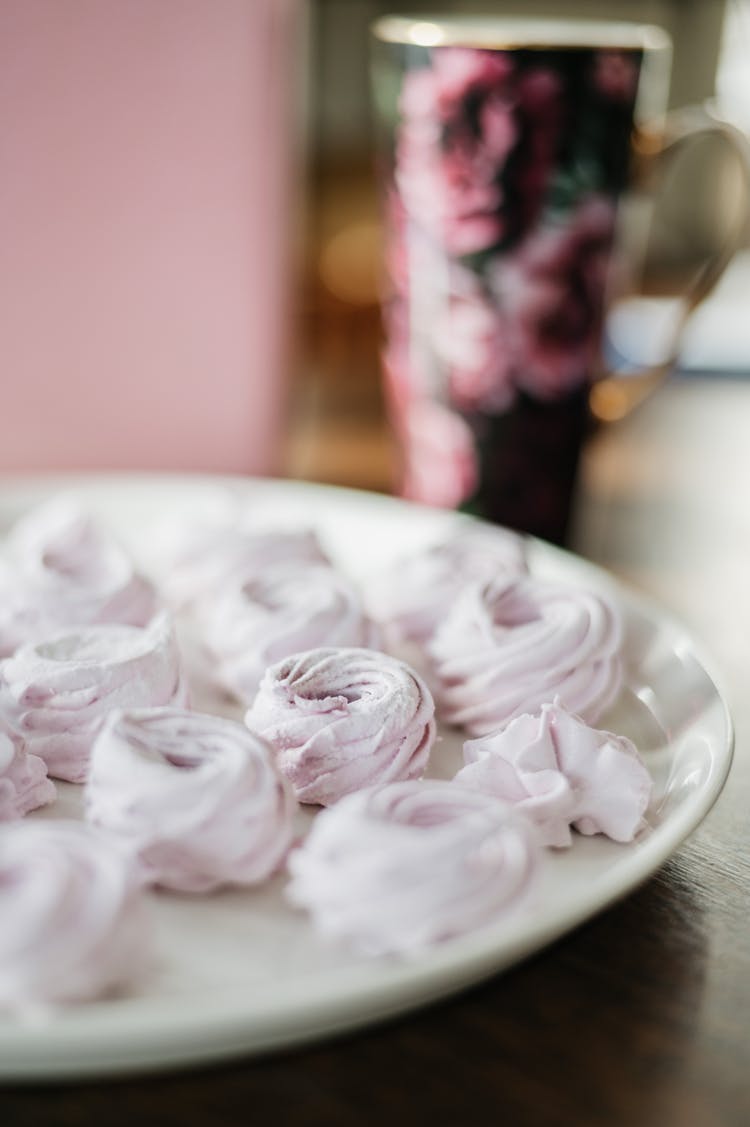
[
  {"xmin": 428, "ymin": 575, "xmax": 623, "ymax": 733},
  {"xmin": 286, "ymin": 779, "xmax": 539, "ymax": 954},
  {"xmin": 0, "ymin": 613, "xmax": 188, "ymax": 782},
  {"xmin": 86, "ymin": 706, "xmax": 296, "ymax": 892},
  {"xmin": 246, "ymin": 646, "xmax": 436, "ymax": 806},
  {"xmin": 0, "ymin": 820, "xmax": 149, "ymax": 1011}
]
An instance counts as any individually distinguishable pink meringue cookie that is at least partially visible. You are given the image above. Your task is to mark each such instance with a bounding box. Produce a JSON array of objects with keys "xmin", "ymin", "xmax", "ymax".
[
  {"xmin": 456, "ymin": 701, "xmax": 652, "ymax": 847},
  {"xmin": 157, "ymin": 521, "xmax": 330, "ymax": 610},
  {"xmin": 246, "ymin": 647, "xmax": 436, "ymax": 806},
  {"xmin": 190, "ymin": 564, "xmax": 379, "ymax": 705},
  {"xmin": 286, "ymin": 779, "xmax": 539, "ymax": 955},
  {"xmin": 0, "ymin": 496, "xmax": 157, "ymax": 656},
  {"xmin": 0, "ymin": 719, "xmax": 56, "ymax": 820},
  {"xmin": 85, "ymin": 707, "xmax": 296, "ymax": 892},
  {"xmin": 428, "ymin": 575, "xmax": 623, "ymax": 734},
  {"xmin": 0, "ymin": 819, "xmax": 149, "ymax": 1011},
  {"xmin": 366, "ymin": 524, "xmax": 527, "ymax": 649},
  {"xmin": 0, "ymin": 613, "xmax": 189, "ymax": 783}
]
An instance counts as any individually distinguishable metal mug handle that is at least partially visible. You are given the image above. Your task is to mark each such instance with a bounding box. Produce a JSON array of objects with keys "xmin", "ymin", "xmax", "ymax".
[{"xmin": 590, "ymin": 104, "xmax": 750, "ymax": 422}]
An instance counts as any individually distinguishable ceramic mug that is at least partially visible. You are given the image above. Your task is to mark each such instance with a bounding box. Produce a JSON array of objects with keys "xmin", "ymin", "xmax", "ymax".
[{"xmin": 371, "ymin": 16, "xmax": 750, "ymax": 544}]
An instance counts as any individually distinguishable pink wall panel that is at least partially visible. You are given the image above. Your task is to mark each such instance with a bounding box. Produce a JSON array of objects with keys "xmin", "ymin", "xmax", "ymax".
[{"xmin": 0, "ymin": 0, "xmax": 300, "ymax": 472}]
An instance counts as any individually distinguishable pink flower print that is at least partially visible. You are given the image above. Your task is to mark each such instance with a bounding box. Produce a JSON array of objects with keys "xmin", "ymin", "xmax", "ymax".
[
  {"xmin": 480, "ymin": 92, "xmax": 519, "ymax": 163},
  {"xmin": 593, "ymin": 50, "xmax": 640, "ymax": 104},
  {"xmin": 448, "ymin": 260, "xmax": 489, "ymax": 300},
  {"xmin": 569, "ymin": 194, "xmax": 618, "ymax": 295},
  {"xmin": 434, "ymin": 294, "xmax": 516, "ymax": 414},
  {"xmin": 508, "ymin": 269, "xmax": 593, "ymax": 397},
  {"xmin": 399, "ymin": 400, "xmax": 478, "ymax": 509},
  {"xmin": 399, "ymin": 50, "xmax": 515, "ymax": 128},
  {"xmin": 514, "ymin": 68, "xmax": 565, "ymax": 234},
  {"xmin": 517, "ymin": 68, "xmax": 564, "ymax": 116},
  {"xmin": 431, "ymin": 48, "xmax": 515, "ymax": 117},
  {"xmin": 394, "ymin": 49, "xmax": 520, "ymax": 257},
  {"xmin": 395, "ymin": 117, "xmax": 506, "ymax": 256},
  {"xmin": 438, "ymin": 146, "xmax": 505, "ymax": 255},
  {"xmin": 498, "ymin": 195, "xmax": 616, "ymax": 399},
  {"xmin": 398, "ymin": 66, "xmax": 439, "ymax": 121},
  {"xmin": 383, "ymin": 188, "xmax": 410, "ymax": 296},
  {"xmin": 382, "ymin": 308, "xmax": 421, "ymax": 422}
]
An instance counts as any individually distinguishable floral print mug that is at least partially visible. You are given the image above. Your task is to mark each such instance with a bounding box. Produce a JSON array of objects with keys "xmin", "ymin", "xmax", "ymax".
[{"xmin": 371, "ymin": 17, "xmax": 747, "ymax": 544}]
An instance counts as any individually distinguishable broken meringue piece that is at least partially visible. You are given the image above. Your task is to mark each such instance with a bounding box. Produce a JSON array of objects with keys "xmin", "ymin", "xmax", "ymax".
[
  {"xmin": 0, "ymin": 613, "xmax": 188, "ymax": 783},
  {"xmin": 0, "ymin": 819, "xmax": 149, "ymax": 1011},
  {"xmin": 286, "ymin": 779, "xmax": 539, "ymax": 954},
  {"xmin": 85, "ymin": 707, "xmax": 296, "ymax": 892},
  {"xmin": 428, "ymin": 575, "xmax": 623, "ymax": 734},
  {"xmin": 456, "ymin": 701, "xmax": 652, "ymax": 846},
  {"xmin": 0, "ymin": 497, "xmax": 157, "ymax": 656},
  {"xmin": 246, "ymin": 646, "xmax": 435, "ymax": 806}
]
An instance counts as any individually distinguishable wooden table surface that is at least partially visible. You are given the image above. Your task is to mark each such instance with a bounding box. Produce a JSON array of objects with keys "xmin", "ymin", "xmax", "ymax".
[{"xmin": 3, "ymin": 374, "xmax": 749, "ymax": 1126}]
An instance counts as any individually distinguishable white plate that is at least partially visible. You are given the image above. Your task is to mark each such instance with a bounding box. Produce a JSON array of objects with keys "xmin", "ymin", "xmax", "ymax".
[{"xmin": 0, "ymin": 474, "xmax": 734, "ymax": 1081}]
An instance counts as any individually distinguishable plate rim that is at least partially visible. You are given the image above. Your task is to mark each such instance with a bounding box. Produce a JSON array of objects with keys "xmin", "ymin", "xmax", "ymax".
[{"xmin": 0, "ymin": 472, "xmax": 735, "ymax": 1081}]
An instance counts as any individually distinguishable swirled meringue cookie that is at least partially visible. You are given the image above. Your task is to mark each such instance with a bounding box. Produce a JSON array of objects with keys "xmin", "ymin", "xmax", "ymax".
[
  {"xmin": 365, "ymin": 524, "xmax": 527, "ymax": 650},
  {"xmin": 0, "ymin": 819, "xmax": 149, "ymax": 1011},
  {"xmin": 0, "ymin": 496, "xmax": 157, "ymax": 656},
  {"xmin": 428, "ymin": 576, "xmax": 623, "ymax": 734},
  {"xmin": 156, "ymin": 520, "xmax": 330, "ymax": 610},
  {"xmin": 0, "ymin": 613, "xmax": 189, "ymax": 783},
  {"xmin": 86, "ymin": 707, "xmax": 296, "ymax": 892},
  {"xmin": 190, "ymin": 564, "xmax": 379, "ymax": 706},
  {"xmin": 0, "ymin": 719, "xmax": 56, "ymax": 820},
  {"xmin": 246, "ymin": 647, "xmax": 436, "ymax": 806},
  {"xmin": 456, "ymin": 701, "xmax": 652, "ymax": 847},
  {"xmin": 286, "ymin": 780, "xmax": 539, "ymax": 955}
]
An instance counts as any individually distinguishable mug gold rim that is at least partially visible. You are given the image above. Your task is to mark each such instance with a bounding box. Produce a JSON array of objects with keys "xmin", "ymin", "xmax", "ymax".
[{"xmin": 371, "ymin": 15, "xmax": 671, "ymax": 53}]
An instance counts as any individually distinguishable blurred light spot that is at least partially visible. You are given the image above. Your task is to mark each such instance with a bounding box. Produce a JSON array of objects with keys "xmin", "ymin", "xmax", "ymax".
[
  {"xmin": 411, "ymin": 22, "xmax": 444, "ymax": 47},
  {"xmin": 589, "ymin": 381, "xmax": 631, "ymax": 422},
  {"xmin": 632, "ymin": 125, "xmax": 664, "ymax": 157},
  {"xmin": 319, "ymin": 222, "xmax": 381, "ymax": 306}
]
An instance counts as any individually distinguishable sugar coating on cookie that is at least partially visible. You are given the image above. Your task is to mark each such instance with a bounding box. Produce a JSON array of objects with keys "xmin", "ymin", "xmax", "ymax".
[
  {"xmin": 286, "ymin": 779, "xmax": 539, "ymax": 954},
  {"xmin": 246, "ymin": 646, "xmax": 436, "ymax": 806},
  {"xmin": 0, "ymin": 613, "xmax": 188, "ymax": 783},
  {"xmin": 86, "ymin": 707, "xmax": 297, "ymax": 892}
]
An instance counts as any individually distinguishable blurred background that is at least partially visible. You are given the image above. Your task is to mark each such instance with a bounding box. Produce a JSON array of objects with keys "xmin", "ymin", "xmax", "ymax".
[
  {"xmin": 291, "ymin": 0, "xmax": 750, "ymax": 493},
  {"xmin": 1, "ymin": 0, "xmax": 749, "ymax": 496}
]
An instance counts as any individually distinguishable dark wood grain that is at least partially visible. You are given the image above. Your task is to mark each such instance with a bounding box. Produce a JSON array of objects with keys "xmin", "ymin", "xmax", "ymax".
[{"xmin": 3, "ymin": 376, "xmax": 749, "ymax": 1127}]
